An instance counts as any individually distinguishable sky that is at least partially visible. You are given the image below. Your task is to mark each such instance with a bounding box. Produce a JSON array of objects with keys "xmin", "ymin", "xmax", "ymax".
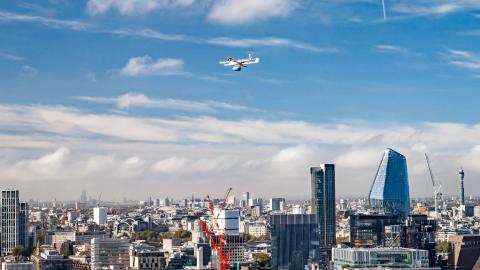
[{"xmin": 1, "ymin": 0, "xmax": 480, "ymax": 201}]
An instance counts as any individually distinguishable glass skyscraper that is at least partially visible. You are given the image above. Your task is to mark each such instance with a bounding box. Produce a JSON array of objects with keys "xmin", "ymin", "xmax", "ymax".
[
  {"xmin": 311, "ymin": 164, "xmax": 336, "ymax": 248},
  {"xmin": 271, "ymin": 214, "xmax": 319, "ymax": 270},
  {"xmin": 369, "ymin": 149, "xmax": 410, "ymax": 219},
  {"xmin": 1, "ymin": 190, "xmax": 29, "ymax": 256}
]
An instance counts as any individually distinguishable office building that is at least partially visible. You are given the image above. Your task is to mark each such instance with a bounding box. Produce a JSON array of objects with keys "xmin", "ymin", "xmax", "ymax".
[
  {"xmin": 211, "ymin": 209, "xmax": 244, "ymax": 264},
  {"xmin": 80, "ymin": 190, "xmax": 87, "ymax": 204},
  {"xmin": 448, "ymin": 235, "xmax": 480, "ymax": 269},
  {"xmin": 129, "ymin": 243, "xmax": 166, "ymax": 270},
  {"xmin": 93, "ymin": 207, "xmax": 107, "ymax": 225},
  {"xmin": 332, "ymin": 247, "xmax": 429, "ymax": 270},
  {"xmin": 91, "ymin": 238, "xmax": 130, "ymax": 269},
  {"xmin": 349, "ymin": 214, "xmax": 400, "ymax": 247},
  {"xmin": 31, "ymin": 248, "xmax": 72, "ymax": 270},
  {"xmin": 369, "ymin": 148, "xmax": 410, "ymax": 219},
  {"xmin": 271, "ymin": 214, "xmax": 320, "ymax": 270},
  {"xmin": 1, "ymin": 190, "xmax": 29, "ymax": 256},
  {"xmin": 311, "ymin": 164, "xmax": 336, "ymax": 248},
  {"xmin": 269, "ymin": 198, "xmax": 285, "ymax": 212}
]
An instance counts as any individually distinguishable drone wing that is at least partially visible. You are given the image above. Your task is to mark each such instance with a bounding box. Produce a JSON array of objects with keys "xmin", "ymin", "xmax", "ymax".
[
  {"xmin": 219, "ymin": 57, "xmax": 237, "ymax": 66},
  {"xmin": 240, "ymin": 57, "xmax": 260, "ymax": 66}
]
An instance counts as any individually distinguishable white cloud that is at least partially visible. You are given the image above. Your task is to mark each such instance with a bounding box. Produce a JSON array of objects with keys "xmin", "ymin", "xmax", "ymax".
[
  {"xmin": 151, "ymin": 156, "xmax": 188, "ymax": 173},
  {"xmin": 208, "ymin": 0, "xmax": 297, "ymax": 25},
  {"xmin": 77, "ymin": 92, "xmax": 256, "ymax": 112},
  {"xmin": 376, "ymin": 44, "xmax": 408, "ymax": 54},
  {"xmin": 20, "ymin": 65, "xmax": 38, "ymax": 78},
  {"xmin": 2, "ymin": 103, "xmax": 480, "ymax": 199},
  {"xmin": 0, "ymin": 11, "xmax": 327, "ymax": 53},
  {"xmin": 391, "ymin": 0, "xmax": 480, "ymax": 17},
  {"xmin": 120, "ymin": 55, "xmax": 185, "ymax": 77},
  {"xmin": 207, "ymin": 37, "xmax": 337, "ymax": 53},
  {"xmin": 442, "ymin": 49, "xmax": 480, "ymax": 71},
  {"xmin": 0, "ymin": 52, "xmax": 24, "ymax": 61},
  {"xmin": 0, "ymin": 10, "xmax": 89, "ymax": 30},
  {"xmin": 86, "ymin": 0, "xmax": 194, "ymax": 15}
]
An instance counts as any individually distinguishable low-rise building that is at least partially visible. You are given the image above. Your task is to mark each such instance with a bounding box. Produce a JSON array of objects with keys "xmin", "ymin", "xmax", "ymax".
[{"xmin": 332, "ymin": 247, "xmax": 429, "ymax": 270}]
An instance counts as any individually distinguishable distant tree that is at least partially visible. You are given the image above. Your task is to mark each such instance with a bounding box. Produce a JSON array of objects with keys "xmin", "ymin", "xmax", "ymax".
[
  {"xmin": 437, "ymin": 241, "xmax": 449, "ymax": 253},
  {"xmin": 336, "ymin": 236, "xmax": 349, "ymax": 243},
  {"xmin": 254, "ymin": 253, "xmax": 271, "ymax": 267},
  {"xmin": 12, "ymin": 245, "xmax": 24, "ymax": 256}
]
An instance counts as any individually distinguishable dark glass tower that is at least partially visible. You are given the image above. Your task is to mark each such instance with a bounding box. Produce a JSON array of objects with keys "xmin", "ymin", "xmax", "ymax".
[
  {"xmin": 311, "ymin": 164, "xmax": 336, "ymax": 248},
  {"xmin": 369, "ymin": 149, "xmax": 410, "ymax": 219},
  {"xmin": 271, "ymin": 214, "xmax": 319, "ymax": 270}
]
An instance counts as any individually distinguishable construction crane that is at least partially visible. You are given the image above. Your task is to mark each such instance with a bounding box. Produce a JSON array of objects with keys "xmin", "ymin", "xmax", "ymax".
[
  {"xmin": 425, "ymin": 153, "xmax": 442, "ymax": 220},
  {"xmin": 96, "ymin": 192, "xmax": 102, "ymax": 207}
]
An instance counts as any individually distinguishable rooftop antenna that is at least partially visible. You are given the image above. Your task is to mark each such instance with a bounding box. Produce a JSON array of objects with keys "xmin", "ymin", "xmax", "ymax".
[{"xmin": 381, "ymin": 0, "xmax": 387, "ymax": 20}]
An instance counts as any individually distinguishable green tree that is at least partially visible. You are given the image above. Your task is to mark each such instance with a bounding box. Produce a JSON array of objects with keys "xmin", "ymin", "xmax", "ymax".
[
  {"xmin": 437, "ymin": 241, "xmax": 449, "ymax": 253},
  {"xmin": 12, "ymin": 245, "xmax": 24, "ymax": 256},
  {"xmin": 254, "ymin": 253, "xmax": 271, "ymax": 267}
]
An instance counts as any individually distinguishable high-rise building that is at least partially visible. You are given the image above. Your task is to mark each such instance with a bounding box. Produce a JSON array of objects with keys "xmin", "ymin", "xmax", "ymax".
[
  {"xmin": 80, "ymin": 189, "xmax": 87, "ymax": 204},
  {"xmin": 93, "ymin": 207, "xmax": 107, "ymax": 225},
  {"xmin": 211, "ymin": 209, "xmax": 244, "ymax": 264},
  {"xmin": 271, "ymin": 214, "xmax": 320, "ymax": 270},
  {"xmin": 311, "ymin": 164, "xmax": 336, "ymax": 248},
  {"xmin": 1, "ymin": 190, "xmax": 29, "ymax": 256},
  {"xmin": 369, "ymin": 148, "xmax": 410, "ymax": 219},
  {"xmin": 269, "ymin": 198, "xmax": 285, "ymax": 212}
]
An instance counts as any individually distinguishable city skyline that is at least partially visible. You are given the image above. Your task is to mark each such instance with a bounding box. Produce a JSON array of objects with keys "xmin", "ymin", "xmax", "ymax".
[{"xmin": 1, "ymin": 1, "xmax": 480, "ymax": 200}]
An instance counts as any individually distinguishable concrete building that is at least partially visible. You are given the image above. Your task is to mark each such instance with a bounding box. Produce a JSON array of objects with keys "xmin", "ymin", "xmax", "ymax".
[
  {"xmin": 211, "ymin": 209, "xmax": 244, "ymax": 264},
  {"xmin": 129, "ymin": 243, "xmax": 166, "ymax": 270},
  {"xmin": 246, "ymin": 221, "xmax": 269, "ymax": 238},
  {"xmin": 93, "ymin": 207, "xmax": 107, "ymax": 225},
  {"xmin": 31, "ymin": 248, "xmax": 72, "ymax": 270},
  {"xmin": 332, "ymin": 247, "xmax": 429, "ymax": 270},
  {"xmin": 91, "ymin": 238, "xmax": 130, "ymax": 270},
  {"xmin": 2, "ymin": 260, "xmax": 34, "ymax": 270},
  {"xmin": 1, "ymin": 190, "xmax": 29, "ymax": 256},
  {"xmin": 448, "ymin": 235, "xmax": 480, "ymax": 269}
]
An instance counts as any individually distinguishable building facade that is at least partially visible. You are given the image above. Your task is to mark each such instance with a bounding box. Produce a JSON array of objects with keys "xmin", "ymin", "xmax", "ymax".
[
  {"xmin": 310, "ymin": 164, "xmax": 336, "ymax": 248},
  {"xmin": 349, "ymin": 214, "xmax": 400, "ymax": 247},
  {"xmin": 369, "ymin": 149, "xmax": 410, "ymax": 219},
  {"xmin": 271, "ymin": 214, "xmax": 320, "ymax": 270},
  {"xmin": 93, "ymin": 207, "xmax": 107, "ymax": 225},
  {"xmin": 1, "ymin": 190, "xmax": 29, "ymax": 256},
  {"xmin": 332, "ymin": 247, "xmax": 429, "ymax": 270},
  {"xmin": 448, "ymin": 235, "xmax": 480, "ymax": 270},
  {"xmin": 91, "ymin": 238, "xmax": 130, "ymax": 269}
]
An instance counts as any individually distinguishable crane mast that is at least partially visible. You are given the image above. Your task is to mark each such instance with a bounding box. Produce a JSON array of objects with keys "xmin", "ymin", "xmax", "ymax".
[{"xmin": 425, "ymin": 154, "xmax": 442, "ymax": 220}]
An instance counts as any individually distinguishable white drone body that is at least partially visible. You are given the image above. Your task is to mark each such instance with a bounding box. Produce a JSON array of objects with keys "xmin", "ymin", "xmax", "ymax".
[{"xmin": 219, "ymin": 53, "xmax": 260, "ymax": 71}]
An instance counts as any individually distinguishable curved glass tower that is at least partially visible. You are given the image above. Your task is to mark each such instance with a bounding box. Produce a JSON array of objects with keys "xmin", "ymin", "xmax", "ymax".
[{"xmin": 369, "ymin": 148, "xmax": 410, "ymax": 219}]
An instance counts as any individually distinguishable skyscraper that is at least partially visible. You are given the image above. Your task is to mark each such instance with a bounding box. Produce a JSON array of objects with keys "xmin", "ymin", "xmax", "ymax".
[
  {"xmin": 1, "ymin": 190, "xmax": 29, "ymax": 256},
  {"xmin": 310, "ymin": 164, "xmax": 336, "ymax": 248},
  {"xmin": 271, "ymin": 214, "xmax": 319, "ymax": 270},
  {"xmin": 369, "ymin": 148, "xmax": 410, "ymax": 219},
  {"xmin": 80, "ymin": 189, "xmax": 87, "ymax": 204}
]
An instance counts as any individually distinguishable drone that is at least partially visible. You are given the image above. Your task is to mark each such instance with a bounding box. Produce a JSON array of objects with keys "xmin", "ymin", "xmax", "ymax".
[{"xmin": 219, "ymin": 53, "xmax": 260, "ymax": 71}]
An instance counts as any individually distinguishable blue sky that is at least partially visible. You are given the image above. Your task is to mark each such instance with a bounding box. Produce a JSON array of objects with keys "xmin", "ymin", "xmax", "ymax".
[{"xmin": 1, "ymin": 0, "xmax": 480, "ymax": 201}]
